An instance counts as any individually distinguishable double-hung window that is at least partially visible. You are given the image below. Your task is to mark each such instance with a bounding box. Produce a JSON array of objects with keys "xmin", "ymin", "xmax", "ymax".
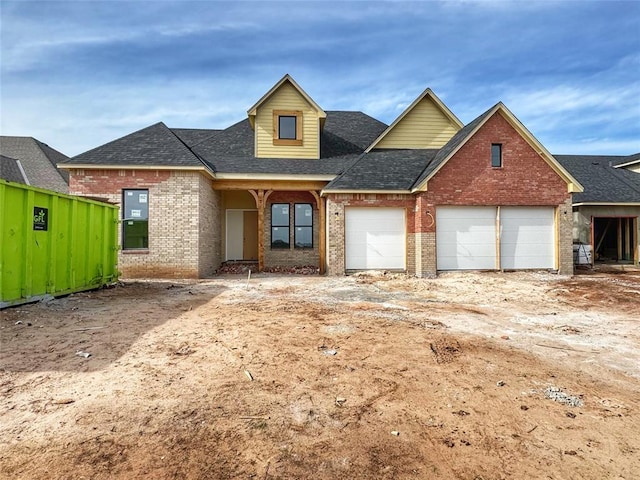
[
  {"xmin": 294, "ymin": 203, "xmax": 313, "ymax": 248},
  {"xmin": 271, "ymin": 203, "xmax": 290, "ymax": 249},
  {"xmin": 123, "ymin": 189, "xmax": 149, "ymax": 249}
]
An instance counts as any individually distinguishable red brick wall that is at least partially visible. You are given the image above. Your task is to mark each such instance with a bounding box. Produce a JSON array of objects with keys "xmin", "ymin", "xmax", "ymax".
[
  {"xmin": 69, "ymin": 169, "xmax": 171, "ymax": 196},
  {"xmin": 422, "ymin": 112, "xmax": 570, "ymax": 215}
]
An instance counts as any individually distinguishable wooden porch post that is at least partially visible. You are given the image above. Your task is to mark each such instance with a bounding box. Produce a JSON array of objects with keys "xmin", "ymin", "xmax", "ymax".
[
  {"xmin": 248, "ymin": 189, "xmax": 273, "ymax": 272},
  {"xmin": 310, "ymin": 191, "xmax": 326, "ymax": 274}
]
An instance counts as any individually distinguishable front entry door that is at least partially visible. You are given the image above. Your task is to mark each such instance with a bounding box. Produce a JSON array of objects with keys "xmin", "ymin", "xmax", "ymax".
[
  {"xmin": 243, "ymin": 211, "xmax": 258, "ymax": 260},
  {"xmin": 226, "ymin": 209, "xmax": 258, "ymax": 261}
]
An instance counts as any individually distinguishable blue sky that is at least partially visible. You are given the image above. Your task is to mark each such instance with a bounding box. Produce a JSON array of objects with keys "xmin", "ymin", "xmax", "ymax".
[{"xmin": 1, "ymin": 0, "xmax": 639, "ymax": 157}]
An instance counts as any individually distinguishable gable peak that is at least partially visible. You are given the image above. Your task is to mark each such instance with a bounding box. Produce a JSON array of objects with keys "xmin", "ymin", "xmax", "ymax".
[{"xmin": 247, "ymin": 74, "xmax": 326, "ymax": 126}]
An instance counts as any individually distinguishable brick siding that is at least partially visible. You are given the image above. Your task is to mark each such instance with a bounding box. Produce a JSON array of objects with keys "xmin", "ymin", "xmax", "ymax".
[
  {"xmin": 416, "ymin": 111, "xmax": 573, "ymax": 275},
  {"xmin": 69, "ymin": 169, "xmax": 222, "ymax": 278}
]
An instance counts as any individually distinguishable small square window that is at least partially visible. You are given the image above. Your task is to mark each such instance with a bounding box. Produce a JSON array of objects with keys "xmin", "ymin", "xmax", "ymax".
[
  {"xmin": 279, "ymin": 116, "xmax": 297, "ymax": 140},
  {"xmin": 491, "ymin": 144, "xmax": 502, "ymax": 168},
  {"xmin": 273, "ymin": 110, "xmax": 303, "ymax": 146}
]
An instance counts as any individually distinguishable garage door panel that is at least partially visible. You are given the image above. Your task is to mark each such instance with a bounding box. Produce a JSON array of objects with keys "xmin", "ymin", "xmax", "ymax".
[
  {"xmin": 436, "ymin": 207, "xmax": 497, "ymax": 270},
  {"xmin": 500, "ymin": 207, "xmax": 554, "ymax": 269},
  {"xmin": 345, "ymin": 208, "xmax": 406, "ymax": 270}
]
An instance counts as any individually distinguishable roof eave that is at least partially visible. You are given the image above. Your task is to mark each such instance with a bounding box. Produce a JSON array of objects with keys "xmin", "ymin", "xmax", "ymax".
[
  {"xmin": 215, "ymin": 173, "xmax": 334, "ymax": 181},
  {"xmin": 58, "ymin": 163, "xmax": 216, "ymax": 178},
  {"xmin": 573, "ymin": 202, "xmax": 640, "ymax": 207},
  {"xmin": 614, "ymin": 159, "xmax": 640, "ymax": 169},
  {"xmin": 321, "ymin": 188, "xmax": 411, "ymax": 196}
]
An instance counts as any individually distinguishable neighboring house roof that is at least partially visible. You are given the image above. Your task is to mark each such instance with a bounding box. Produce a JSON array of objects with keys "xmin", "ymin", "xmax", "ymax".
[
  {"xmin": 0, "ymin": 136, "xmax": 70, "ymax": 193},
  {"xmin": 410, "ymin": 103, "xmax": 583, "ymax": 193},
  {"xmin": 555, "ymin": 155, "xmax": 640, "ymax": 204},
  {"xmin": 324, "ymin": 149, "xmax": 439, "ymax": 192},
  {"xmin": 62, "ymin": 122, "xmax": 210, "ymax": 171},
  {"xmin": 366, "ymin": 88, "xmax": 463, "ymax": 152},
  {"xmin": 0, "ymin": 154, "xmax": 28, "ymax": 184}
]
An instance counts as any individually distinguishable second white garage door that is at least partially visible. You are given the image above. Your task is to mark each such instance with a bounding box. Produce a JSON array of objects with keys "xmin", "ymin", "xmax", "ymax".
[
  {"xmin": 345, "ymin": 208, "xmax": 406, "ymax": 270},
  {"xmin": 436, "ymin": 207, "xmax": 497, "ymax": 270},
  {"xmin": 500, "ymin": 207, "xmax": 555, "ymax": 269},
  {"xmin": 436, "ymin": 206, "xmax": 555, "ymax": 270}
]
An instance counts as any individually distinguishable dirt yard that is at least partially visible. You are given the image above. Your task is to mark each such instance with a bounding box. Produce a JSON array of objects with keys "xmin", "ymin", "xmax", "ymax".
[{"xmin": 1, "ymin": 268, "xmax": 639, "ymax": 479}]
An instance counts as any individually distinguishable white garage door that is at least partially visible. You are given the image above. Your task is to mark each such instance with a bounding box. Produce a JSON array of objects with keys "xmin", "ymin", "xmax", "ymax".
[
  {"xmin": 436, "ymin": 206, "xmax": 556, "ymax": 270},
  {"xmin": 500, "ymin": 207, "xmax": 555, "ymax": 269},
  {"xmin": 436, "ymin": 207, "xmax": 497, "ymax": 270},
  {"xmin": 345, "ymin": 208, "xmax": 406, "ymax": 270}
]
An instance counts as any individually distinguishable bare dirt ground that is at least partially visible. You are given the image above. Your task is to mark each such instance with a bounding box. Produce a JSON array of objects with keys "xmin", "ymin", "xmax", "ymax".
[{"xmin": 1, "ymin": 268, "xmax": 639, "ymax": 479}]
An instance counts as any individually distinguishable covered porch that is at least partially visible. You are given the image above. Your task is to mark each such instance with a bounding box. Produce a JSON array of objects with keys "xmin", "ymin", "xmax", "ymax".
[{"xmin": 214, "ymin": 180, "xmax": 327, "ymax": 274}]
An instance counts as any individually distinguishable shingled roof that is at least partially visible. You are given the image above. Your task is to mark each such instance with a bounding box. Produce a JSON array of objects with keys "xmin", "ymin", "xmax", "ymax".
[
  {"xmin": 61, "ymin": 111, "xmax": 387, "ymax": 179},
  {"xmin": 0, "ymin": 136, "xmax": 70, "ymax": 193},
  {"xmin": 191, "ymin": 111, "xmax": 387, "ymax": 175},
  {"xmin": 0, "ymin": 154, "xmax": 27, "ymax": 184},
  {"xmin": 555, "ymin": 155, "xmax": 640, "ymax": 204},
  {"xmin": 63, "ymin": 122, "xmax": 208, "ymax": 169},
  {"xmin": 325, "ymin": 149, "xmax": 439, "ymax": 192},
  {"xmin": 171, "ymin": 128, "xmax": 220, "ymax": 147}
]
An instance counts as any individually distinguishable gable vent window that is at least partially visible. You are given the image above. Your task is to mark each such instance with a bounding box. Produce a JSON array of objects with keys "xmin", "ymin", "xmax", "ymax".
[
  {"xmin": 491, "ymin": 144, "xmax": 503, "ymax": 168},
  {"xmin": 273, "ymin": 110, "xmax": 303, "ymax": 146}
]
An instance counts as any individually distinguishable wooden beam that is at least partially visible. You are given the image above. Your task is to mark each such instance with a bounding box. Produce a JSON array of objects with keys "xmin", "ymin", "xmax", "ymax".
[
  {"xmin": 625, "ymin": 217, "xmax": 631, "ymax": 260},
  {"xmin": 213, "ymin": 179, "xmax": 327, "ymax": 191},
  {"xmin": 631, "ymin": 217, "xmax": 640, "ymax": 265},
  {"xmin": 310, "ymin": 191, "xmax": 325, "ymax": 274},
  {"xmin": 617, "ymin": 218, "xmax": 622, "ymax": 261},
  {"xmin": 248, "ymin": 189, "xmax": 266, "ymax": 272}
]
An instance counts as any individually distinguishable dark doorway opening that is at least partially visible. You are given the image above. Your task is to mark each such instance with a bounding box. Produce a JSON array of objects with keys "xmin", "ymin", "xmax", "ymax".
[{"xmin": 593, "ymin": 217, "xmax": 637, "ymax": 263}]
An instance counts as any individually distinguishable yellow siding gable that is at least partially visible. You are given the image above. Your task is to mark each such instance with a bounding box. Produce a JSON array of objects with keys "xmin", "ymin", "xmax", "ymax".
[
  {"xmin": 376, "ymin": 97, "xmax": 459, "ymax": 149},
  {"xmin": 255, "ymin": 82, "xmax": 320, "ymax": 159}
]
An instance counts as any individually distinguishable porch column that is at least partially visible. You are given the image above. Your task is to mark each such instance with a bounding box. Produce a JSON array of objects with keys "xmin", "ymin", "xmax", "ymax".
[
  {"xmin": 248, "ymin": 189, "xmax": 273, "ymax": 272},
  {"xmin": 310, "ymin": 191, "xmax": 326, "ymax": 274}
]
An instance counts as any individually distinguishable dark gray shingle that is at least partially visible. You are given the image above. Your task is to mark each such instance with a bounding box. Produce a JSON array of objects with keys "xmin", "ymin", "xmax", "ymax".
[
  {"xmin": 0, "ymin": 136, "xmax": 69, "ymax": 193},
  {"xmin": 0, "ymin": 155, "xmax": 27, "ymax": 184},
  {"xmin": 325, "ymin": 149, "xmax": 439, "ymax": 191},
  {"xmin": 192, "ymin": 111, "xmax": 387, "ymax": 175},
  {"xmin": 171, "ymin": 128, "xmax": 220, "ymax": 148},
  {"xmin": 555, "ymin": 154, "xmax": 640, "ymax": 203},
  {"xmin": 64, "ymin": 122, "xmax": 205, "ymax": 168}
]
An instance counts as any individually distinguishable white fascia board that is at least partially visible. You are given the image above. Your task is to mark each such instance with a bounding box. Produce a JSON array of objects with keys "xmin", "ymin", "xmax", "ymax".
[
  {"xmin": 214, "ymin": 173, "xmax": 334, "ymax": 181},
  {"xmin": 321, "ymin": 189, "xmax": 411, "ymax": 196}
]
